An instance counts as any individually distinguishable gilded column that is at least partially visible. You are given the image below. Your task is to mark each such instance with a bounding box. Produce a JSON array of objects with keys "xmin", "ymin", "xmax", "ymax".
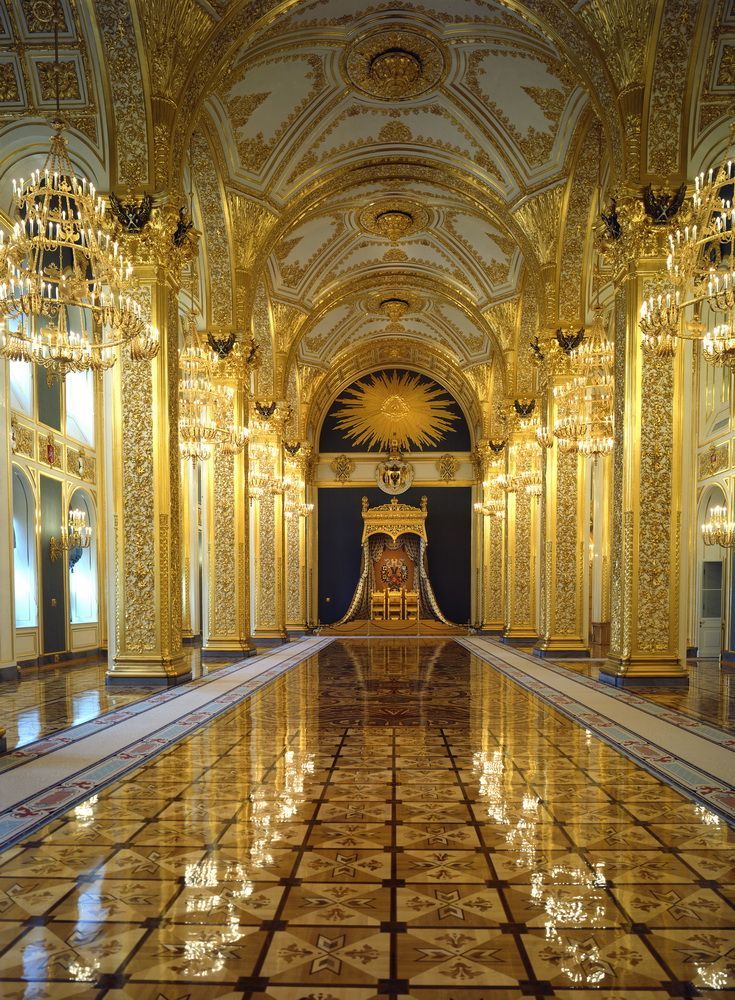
[
  {"xmin": 603, "ymin": 257, "xmax": 688, "ymax": 683},
  {"xmin": 106, "ymin": 212, "xmax": 189, "ymax": 685},
  {"xmin": 590, "ymin": 452, "xmax": 613, "ymax": 646},
  {"xmin": 535, "ymin": 394, "xmax": 589, "ymax": 656},
  {"xmin": 285, "ymin": 507, "xmax": 306, "ymax": 634},
  {"xmin": 202, "ymin": 382, "xmax": 255, "ymax": 656},
  {"xmin": 251, "ymin": 409, "xmax": 287, "ymax": 643},
  {"xmin": 475, "ymin": 446, "xmax": 505, "ymax": 632},
  {"xmin": 503, "ymin": 437, "xmax": 539, "ymax": 643},
  {"xmin": 253, "ymin": 487, "xmax": 287, "ymax": 642}
]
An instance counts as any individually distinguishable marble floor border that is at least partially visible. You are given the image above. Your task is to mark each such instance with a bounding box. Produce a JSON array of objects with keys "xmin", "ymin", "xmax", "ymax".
[
  {"xmin": 459, "ymin": 636, "xmax": 735, "ymax": 824},
  {"xmin": 0, "ymin": 637, "xmax": 333, "ymax": 850}
]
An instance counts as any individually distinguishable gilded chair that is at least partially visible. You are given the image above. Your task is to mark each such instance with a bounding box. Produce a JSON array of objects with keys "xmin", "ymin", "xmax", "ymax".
[
  {"xmin": 404, "ymin": 590, "xmax": 419, "ymax": 620},
  {"xmin": 371, "ymin": 589, "xmax": 387, "ymax": 621},
  {"xmin": 387, "ymin": 589, "xmax": 403, "ymax": 620}
]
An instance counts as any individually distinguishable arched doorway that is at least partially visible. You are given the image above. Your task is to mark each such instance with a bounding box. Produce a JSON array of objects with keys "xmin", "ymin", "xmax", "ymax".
[
  {"xmin": 697, "ymin": 485, "xmax": 728, "ymax": 658},
  {"xmin": 68, "ymin": 488, "xmax": 99, "ymax": 651}
]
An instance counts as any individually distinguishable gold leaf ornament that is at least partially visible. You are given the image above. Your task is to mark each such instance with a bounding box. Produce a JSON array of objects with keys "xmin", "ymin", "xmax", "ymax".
[{"xmin": 334, "ymin": 371, "xmax": 458, "ymax": 451}]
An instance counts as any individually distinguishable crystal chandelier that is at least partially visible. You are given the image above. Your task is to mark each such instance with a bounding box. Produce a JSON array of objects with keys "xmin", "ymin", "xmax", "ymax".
[
  {"xmin": 179, "ymin": 313, "xmax": 220, "ymax": 462},
  {"xmin": 0, "ymin": 1, "xmax": 156, "ymax": 381},
  {"xmin": 247, "ymin": 433, "xmax": 281, "ymax": 496},
  {"xmin": 536, "ymin": 424, "xmax": 554, "ymax": 449},
  {"xmin": 49, "ymin": 507, "xmax": 92, "ymax": 562},
  {"xmin": 701, "ymin": 505, "xmax": 735, "ymax": 547},
  {"xmin": 552, "ymin": 376, "xmax": 586, "ymax": 452},
  {"xmin": 640, "ymin": 135, "xmax": 735, "ymax": 359},
  {"xmin": 285, "ymin": 501, "xmax": 314, "ymax": 518},
  {"xmin": 571, "ymin": 306, "xmax": 614, "ymax": 457},
  {"xmin": 178, "ymin": 327, "xmax": 249, "ymax": 462},
  {"xmin": 702, "ymin": 322, "xmax": 735, "ymax": 371}
]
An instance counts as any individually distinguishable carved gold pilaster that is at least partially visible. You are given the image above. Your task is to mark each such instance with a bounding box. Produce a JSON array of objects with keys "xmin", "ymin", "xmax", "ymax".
[
  {"xmin": 106, "ymin": 265, "xmax": 186, "ymax": 684},
  {"xmin": 590, "ymin": 452, "xmax": 613, "ymax": 639},
  {"xmin": 285, "ymin": 486, "xmax": 307, "ymax": 632},
  {"xmin": 503, "ymin": 439, "xmax": 538, "ymax": 642},
  {"xmin": 180, "ymin": 458, "xmax": 196, "ymax": 640},
  {"xmin": 535, "ymin": 431, "xmax": 589, "ymax": 657},
  {"xmin": 202, "ymin": 384, "xmax": 254, "ymax": 655},
  {"xmin": 604, "ymin": 260, "xmax": 687, "ymax": 683},
  {"xmin": 482, "ymin": 513, "xmax": 505, "ymax": 631},
  {"xmin": 253, "ymin": 437, "xmax": 287, "ymax": 642}
]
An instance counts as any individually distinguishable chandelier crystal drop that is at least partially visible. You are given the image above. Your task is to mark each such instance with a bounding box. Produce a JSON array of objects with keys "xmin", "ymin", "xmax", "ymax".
[{"xmin": 0, "ymin": 120, "xmax": 156, "ymax": 378}]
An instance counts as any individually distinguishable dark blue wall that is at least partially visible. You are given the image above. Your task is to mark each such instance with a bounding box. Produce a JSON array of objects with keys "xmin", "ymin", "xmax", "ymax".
[
  {"xmin": 319, "ymin": 369, "xmax": 471, "ymax": 453},
  {"xmin": 318, "ymin": 486, "xmax": 471, "ymax": 625}
]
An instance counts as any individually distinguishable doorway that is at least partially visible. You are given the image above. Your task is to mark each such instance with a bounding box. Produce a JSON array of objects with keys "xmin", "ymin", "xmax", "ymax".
[{"xmin": 699, "ymin": 560, "xmax": 723, "ymax": 657}]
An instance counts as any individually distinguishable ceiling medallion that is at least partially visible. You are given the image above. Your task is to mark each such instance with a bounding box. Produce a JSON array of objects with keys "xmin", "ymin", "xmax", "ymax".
[
  {"xmin": 358, "ymin": 198, "xmax": 429, "ymax": 242},
  {"xmin": 380, "ymin": 298, "xmax": 410, "ymax": 322},
  {"xmin": 365, "ymin": 289, "xmax": 422, "ymax": 320},
  {"xmin": 344, "ymin": 28, "xmax": 446, "ymax": 100}
]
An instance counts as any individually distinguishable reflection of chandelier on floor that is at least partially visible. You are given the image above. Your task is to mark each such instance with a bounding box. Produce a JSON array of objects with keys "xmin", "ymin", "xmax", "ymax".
[
  {"xmin": 639, "ymin": 135, "xmax": 735, "ymax": 361},
  {"xmin": 0, "ymin": 73, "xmax": 157, "ymax": 378}
]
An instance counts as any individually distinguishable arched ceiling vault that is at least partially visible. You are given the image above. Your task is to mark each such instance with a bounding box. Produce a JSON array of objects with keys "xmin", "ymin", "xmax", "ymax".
[
  {"xmin": 4, "ymin": 1, "xmax": 730, "ymax": 439},
  {"xmin": 279, "ymin": 269, "xmax": 507, "ymax": 390}
]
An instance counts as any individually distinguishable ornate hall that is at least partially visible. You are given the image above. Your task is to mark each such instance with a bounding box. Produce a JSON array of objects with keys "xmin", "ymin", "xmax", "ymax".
[{"xmin": 0, "ymin": 0, "xmax": 733, "ymax": 996}]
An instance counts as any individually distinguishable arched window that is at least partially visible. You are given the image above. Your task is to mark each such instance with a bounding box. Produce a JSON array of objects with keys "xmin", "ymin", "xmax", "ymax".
[
  {"xmin": 68, "ymin": 488, "xmax": 98, "ymax": 624},
  {"xmin": 12, "ymin": 467, "xmax": 37, "ymax": 628}
]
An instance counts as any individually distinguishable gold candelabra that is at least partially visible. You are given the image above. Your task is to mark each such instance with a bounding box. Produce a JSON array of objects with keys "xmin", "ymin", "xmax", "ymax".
[
  {"xmin": 49, "ymin": 507, "xmax": 92, "ymax": 562},
  {"xmin": 702, "ymin": 505, "xmax": 735, "ymax": 547}
]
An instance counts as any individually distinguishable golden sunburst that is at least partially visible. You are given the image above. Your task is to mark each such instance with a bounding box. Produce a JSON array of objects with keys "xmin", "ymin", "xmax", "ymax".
[{"xmin": 333, "ymin": 371, "xmax": 459, "ymax": 451}]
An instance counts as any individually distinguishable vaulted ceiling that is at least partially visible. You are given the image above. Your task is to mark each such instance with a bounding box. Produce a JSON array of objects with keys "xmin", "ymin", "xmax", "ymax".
[{"xmin": 0, "ymin": 0, "xmax": 732, "ymax": 431}]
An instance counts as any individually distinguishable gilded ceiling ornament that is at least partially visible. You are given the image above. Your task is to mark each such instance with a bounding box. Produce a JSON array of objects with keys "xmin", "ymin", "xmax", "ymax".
[
  {"xmin": 334, "ymin": 371, "xmax": 458, "ymax": 452},
  {"xmin": 380, "ymin": 298, "xmax": 410, "ymax": 322},
  {"xmin": 0, "ymin": 64, "xmax": 20, "ymax": 103},
  {"xmin": 358, "ymin": 198, "xmax": 429, "ymax": 242},
  {"xmin": 365, "ymin": 289, "xmax": 422, "ymax": 320},
  {"xmin": 343, "ymin": 28, "xmax": 447, "ymax": 101}
]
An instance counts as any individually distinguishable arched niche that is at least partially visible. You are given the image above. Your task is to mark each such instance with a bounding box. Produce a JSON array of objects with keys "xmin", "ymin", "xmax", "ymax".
[
  {"xmin": 68, "ymin": 487, "xmax": 98, "ymax": 629},
  {"xmin": 11, "ymin": 465, "xmax": 37, "ymax": 632}
]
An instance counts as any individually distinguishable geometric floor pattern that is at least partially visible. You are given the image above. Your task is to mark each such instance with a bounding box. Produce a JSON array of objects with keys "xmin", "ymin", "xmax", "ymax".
[
  {"xmin": 461, "ymin": 637, "xmax": 735, "ymax": 823},
  {"xmin": 0, "ymin": 638, "xmax": 731, "ymax": 998}
]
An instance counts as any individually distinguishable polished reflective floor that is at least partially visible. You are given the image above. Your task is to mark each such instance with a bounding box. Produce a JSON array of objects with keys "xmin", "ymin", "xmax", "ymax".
[
  {"xmin": 0, "ymin": 649, "xmax": 237, "ymax": 751},
  {"xmin": 555, "ymin": 657, "xmax": 735, "ymax": 733},
  {"xmin": 0, "ymin": 639, "xmax": 732, "ymax": 998}
]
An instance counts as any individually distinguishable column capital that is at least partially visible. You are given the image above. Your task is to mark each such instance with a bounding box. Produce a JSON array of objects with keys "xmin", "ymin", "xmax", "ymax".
[
  {"xmin": 598, "ymin": 191, "xmax": 681, "ymax": 283},
  {"xmin": 116, "ymin": 203, "xmax": 198, "ymax": 287}
]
